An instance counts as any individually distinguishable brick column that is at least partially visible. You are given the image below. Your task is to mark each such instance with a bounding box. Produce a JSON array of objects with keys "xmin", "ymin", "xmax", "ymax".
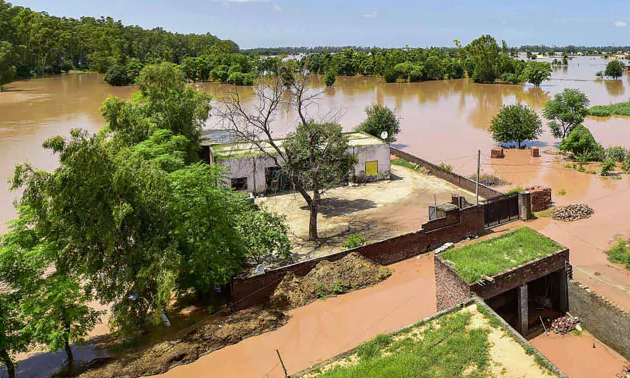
[
  {"xmin": 518, "ymin": 191, "xmax": 532, "ymax": 221},
  {"xmin": 518, "ymin": 284, "xmax": 528, "ymax": 335},
  {"xmin": 558, "ymin": 268, "xmax": 569, "ymax": 313}
]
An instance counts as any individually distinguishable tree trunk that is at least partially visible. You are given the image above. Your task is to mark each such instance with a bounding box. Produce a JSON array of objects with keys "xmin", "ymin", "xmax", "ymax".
[
  {"xmin": 308, "ymin": 190, "xmax": 320, "ymax": 241},
  {"xmin": 0, "ymin": 349, "xmax": 15, "ymax": 378},
  {"xmin": 62, "ymin": 311, "xmax": 74, "ymax": 371}
]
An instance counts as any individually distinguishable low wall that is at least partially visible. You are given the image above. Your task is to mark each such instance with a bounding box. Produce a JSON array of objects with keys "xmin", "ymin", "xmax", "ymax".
[
  {"xmin": 390, "ymin": 147, "xmax": 503, "ymax": 199},
  {"xmin": 232, "ymin": 205, "xmax": 485, "ymax": 309},
  {"xmin": 569, "ymin": 280, "xmax": 630, "ymax": 360},
  {"xmin": 527, "ymin": 186, "xmax": 552, "ymax": 212},
  {"xmin": 435, "ymin": 255, "xmax": 472, "ymax": 311}
]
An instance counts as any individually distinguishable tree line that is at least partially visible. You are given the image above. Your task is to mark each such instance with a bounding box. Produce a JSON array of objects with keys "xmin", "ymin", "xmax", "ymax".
[
  {"xmin": 299, "ymin": 35, "xmax": 552, "ymax": 86},
  {"xmin": 0, "ymin": 0, "xmax": 238, "ymax": 89},
  {"xmin": 0, "ymin": 63, "xmax": 293, "ymax": 377}
]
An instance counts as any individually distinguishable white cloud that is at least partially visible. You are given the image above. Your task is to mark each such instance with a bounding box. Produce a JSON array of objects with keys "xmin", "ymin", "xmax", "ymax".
[
  {"xmin": 363, "ymin": 11, "xmax": 377, "ymax": 19},
  {"xmin": 615, "ymin": 21, "xmax": 627, "ymax": 27},
  {"xmin": 501, "ymin": 20, "xmax": 507, "ymax": 25}
]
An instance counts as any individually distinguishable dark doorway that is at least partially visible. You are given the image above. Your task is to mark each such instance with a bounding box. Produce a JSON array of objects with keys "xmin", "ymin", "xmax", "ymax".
[
  {"xmin": 265, "ymin": 167, "xmax": 292, "ymax": 194},
  {"xmin": 485, "ymin": 287, "xmax": 519, "ymax": 330},
  {"xmin": 231, "ymin": 177, "xmax": 248, "ymax": 191}
]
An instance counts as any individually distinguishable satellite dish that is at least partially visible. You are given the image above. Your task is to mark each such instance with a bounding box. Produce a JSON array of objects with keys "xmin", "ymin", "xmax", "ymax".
[
  {"xmin": 380, "ymin": 131, "xmax": 388, "ymax": 140},
  {"xmin": 256, "ymin": 264, "xmax": 266, "ymax": 275}
]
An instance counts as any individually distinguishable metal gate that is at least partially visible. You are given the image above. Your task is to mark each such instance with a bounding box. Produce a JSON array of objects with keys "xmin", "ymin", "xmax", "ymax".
[{"xmin": 482, "ymin": 193, "xmax": 519, "ymax": 228}]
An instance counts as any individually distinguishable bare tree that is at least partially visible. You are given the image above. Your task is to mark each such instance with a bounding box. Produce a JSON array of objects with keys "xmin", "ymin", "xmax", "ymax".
[{"xmin": 215, "ymin": 73, "xmax": 354, "ymax": 241}]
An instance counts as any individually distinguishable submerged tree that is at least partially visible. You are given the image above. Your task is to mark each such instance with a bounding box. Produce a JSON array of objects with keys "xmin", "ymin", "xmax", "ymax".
[
  {"xmin": 489, "ymin": 104, "xmax": 542, "ymax": 148},
  {"xmin": 604, "ymin": 60, "xmax": 624, "ymax": 79},
  {"xmin": 355, "ymin": 104, "xmax": 401, "ymax": 143},
  {"xmin": 522, "ymin": 61, "xmax": 552, "ymax": 86},
  {"xmin": 542, "ymin": 88, "xmax": 590, "ymax": 139}
]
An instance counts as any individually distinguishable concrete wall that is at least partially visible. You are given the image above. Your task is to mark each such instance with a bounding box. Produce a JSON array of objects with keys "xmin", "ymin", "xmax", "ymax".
[
  {"xmin": 435, "ymin": 255, "xmax": 472, "ymax": 311},
  {"xmin": 351, "ymin": 144, "xmax": 391, "ymax": 181},
  {"xmin": 471, "ymin": 249, "xmax": 569, "ymax": 299},
  {"xmin": 569, "ymin": 280, "xmax": 630, "ymax": 360},
  {"xmin": 232, "ymin": 205, "xmax": 485, "ymax": 309},
  {"xmin": 390, "ymin": 147, "xmax": 504, "ymax": 200},
  {"xmin": 219, "ymin": 155, "xmax": 278, "ymax": 194}
]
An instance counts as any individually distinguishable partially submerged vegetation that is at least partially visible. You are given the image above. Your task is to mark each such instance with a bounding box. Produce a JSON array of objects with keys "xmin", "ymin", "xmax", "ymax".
[
  {"xmin": 440, "ymin": 227, "xmax": 563, "ymax": 284},
  {"xmin": 606, "ymin": 238, "xmax": 630, "ymax": 270},
  {"xmin": 588, "ymin": 100, "xmax": 630, "ymax": 117},
  {"xmin": 299, "ymin": 304, "xmax": 555, "ymax": 378}
]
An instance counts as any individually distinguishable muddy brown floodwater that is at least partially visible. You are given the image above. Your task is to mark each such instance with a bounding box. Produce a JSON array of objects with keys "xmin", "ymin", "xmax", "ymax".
[{"xmin": 3, "ymin": 56, "xmax": 630, "ymax": 231}]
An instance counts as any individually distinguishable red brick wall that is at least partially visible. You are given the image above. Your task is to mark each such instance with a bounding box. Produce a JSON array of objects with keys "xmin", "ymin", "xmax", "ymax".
[
  {"xmin": 390, "ymin": 147, "xmax": 504, "ymax": 200},
  {"xmin": 435, "ymin": 255, "xmax": 472, "ymax": 311},
  {"xmin": 527, "ymin": 186, "xmax": 552, "ymax": 212},
  {"xmin": 470, "ymin": 249, "xmax": 569, "ymax": 299},
  {"xmin": 232, "ymin": 205, "xmax": 485, "ymax": 309}
]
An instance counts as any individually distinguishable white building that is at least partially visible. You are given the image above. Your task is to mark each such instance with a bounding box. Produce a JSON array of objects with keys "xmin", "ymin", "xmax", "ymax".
[{"xmin": 200, "ymin": 131, "xmax": 391, "ymax": 194}]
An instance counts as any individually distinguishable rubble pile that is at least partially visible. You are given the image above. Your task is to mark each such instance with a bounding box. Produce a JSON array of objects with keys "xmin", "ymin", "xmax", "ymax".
[
  {"xmin": 550, "ymin": 315, "xmax": 580, "ymax": 335},
  {"xmin": 551, "ymin": 204, "xmax": 594, "ymax": 222},
  {"xmin": 617, "ymin": 365, "xmax": 630, "ymax": 378}
]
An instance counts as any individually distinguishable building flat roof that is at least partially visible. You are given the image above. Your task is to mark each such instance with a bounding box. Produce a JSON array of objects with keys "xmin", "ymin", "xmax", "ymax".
[
  {"xmin": 205, "ymin": 131, "xmax": 386, "ymax": 161},
  {"xmin": 440, "ymin": 227, "xmax": 564, "ymax": 284},
  {"xmin": 296, "ymin": 301, "xmax": 561, "ymax": 377}
]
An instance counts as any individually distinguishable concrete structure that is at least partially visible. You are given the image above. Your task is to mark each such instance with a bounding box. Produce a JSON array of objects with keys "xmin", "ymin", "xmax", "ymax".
[
  {"xmin": 200, "ymin": 130, "xmax": 391, "ymax": 194},
  {"xmin": 435, "ymin": 228, "xmax": 570, "ymax": 336}
]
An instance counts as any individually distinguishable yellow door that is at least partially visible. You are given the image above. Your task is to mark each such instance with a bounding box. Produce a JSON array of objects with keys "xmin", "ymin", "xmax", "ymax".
[{"xmin": 365, "ymin": 161, "xmax": 378, "ymax": 177}]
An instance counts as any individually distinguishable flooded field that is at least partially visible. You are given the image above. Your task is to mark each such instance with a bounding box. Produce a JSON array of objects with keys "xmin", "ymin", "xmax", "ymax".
[{"xmin": 2, "ymin": 56, "xmax": 630, "ymax": 231}]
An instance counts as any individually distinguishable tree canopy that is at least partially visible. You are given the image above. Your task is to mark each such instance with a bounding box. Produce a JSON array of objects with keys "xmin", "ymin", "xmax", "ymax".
[
  {"xmin": 559, "ymin": 125, "xmax": 602, "ymax": 160},
  {"xmin": 542, "ymin": 88, "xmax": 590, "ymax": 139},
  {"xmin": 489, "ymin": 104, "xmax": 543, "ymax": 148},
  {"xmin": 604, "ymin": 60, "xmax": 624, "ymax": 79},
  {"xmin": 355, "ymin": 104, "xmax": 401, "ymax": 143},
  {"xmin": 522, "ymin": 61, "xmax": 552, "ymax": 86}
]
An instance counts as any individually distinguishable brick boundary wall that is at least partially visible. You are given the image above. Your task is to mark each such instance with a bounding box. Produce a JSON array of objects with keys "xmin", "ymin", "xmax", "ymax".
[
  {"xmin": 470, "ymin": 249, "xmax": 569, "ymax": 299},
  {"xmin": 231, "ymin": 205, "xmax": 485, "ymax": 309},
  {"xmin": 526, "ymin": 186, "xmax": 552, "ymax": 212},
  {"xmin": 390, "ymin": 147, "xmax": 504, "ymax": 200},
  {"xmin": 435, "ymin": 254, "xmax": 472, "ymax": 311},
  {"xmin": 568, "ymin": 280, "xmax": 630, "ymax": 360}
]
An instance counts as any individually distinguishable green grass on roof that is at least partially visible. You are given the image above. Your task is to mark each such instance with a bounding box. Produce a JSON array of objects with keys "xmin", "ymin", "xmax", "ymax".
[{"xmin": 440, "ymin": 227, "xmax": 563, "ymax": 284}]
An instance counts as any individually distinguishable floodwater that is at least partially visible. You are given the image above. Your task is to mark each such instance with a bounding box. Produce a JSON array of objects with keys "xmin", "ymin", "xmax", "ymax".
[
  {"xmin": 530, "ymin": 331, "xmax": 628, "ymax": 378},
  {"xmin": 2, "ymin": 56, "xmax": 630, "ymax": 230},
  {"xmin": 152, "ymin": 253, "xmax": 436, "ymax": 378}
]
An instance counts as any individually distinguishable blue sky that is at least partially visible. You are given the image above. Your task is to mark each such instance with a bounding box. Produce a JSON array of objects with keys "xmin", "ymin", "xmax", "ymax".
[{"xmin": 13, "ymin": 0, "xmax": 630, "ymax": 49}]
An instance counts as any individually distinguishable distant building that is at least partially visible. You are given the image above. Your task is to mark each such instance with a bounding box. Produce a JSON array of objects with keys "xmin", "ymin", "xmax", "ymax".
[{"xmin": 200, "ymin": 130, "xmax": 391, "ymax": 194}]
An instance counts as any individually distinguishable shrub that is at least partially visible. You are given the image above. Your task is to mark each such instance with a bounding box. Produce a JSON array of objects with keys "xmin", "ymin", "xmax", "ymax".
[
  {"xmin": 324, "ymin": 70, "xmax": 336, "ymax": 87},
  {"xmin": 607, "ymin": 239, "xmax": 630, "ymax": 269},
  {"xmin": 557, "ymin": 188, "xmax": 566, "ymax": 196},
  {"xmin": 343, "ymin": 233, "xmax": 367, "ymax": 249},
  {"xmin": 104, "ymin": 64, "xmax": 130, "ymax": 86},
  {"xmin": 383, "ymin": 69, "xmax": 398, "ymax": 83},
  {"xmin": 601, "ymin": 159, "xmax": 616, "ymax": 176},
  {"xmin": 606, "ymin": 146, "xmax": 626, "ymax": 162},
  {"xmin": 355, "ymin": 104, "xmax": 401, "ymax": 143},
  {"xmin": 506, "ymin": 186, "xmax": 524, "ymax": 195},
  {"xmin": 439, "ymin": 163, "xmax": 453, "ymax": 172},
  {"xmin": 559, "ymin": 125, "xmax": 601, "ymax": 160}
]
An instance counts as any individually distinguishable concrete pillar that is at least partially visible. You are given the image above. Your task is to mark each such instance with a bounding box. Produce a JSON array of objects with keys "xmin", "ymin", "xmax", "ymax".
[
  {"xmin": 518, "ymin": 191, "xmax": 532, "ymax": 221},
  {"xmin": 518, "ymin": 284, "xmax": 528, "ymax": 335}
]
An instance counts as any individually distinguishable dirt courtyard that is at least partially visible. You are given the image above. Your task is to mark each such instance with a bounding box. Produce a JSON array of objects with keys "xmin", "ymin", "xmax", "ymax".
[{"xmin": 256, "ymin": 164, "xmax": 479, "ymax": 261}]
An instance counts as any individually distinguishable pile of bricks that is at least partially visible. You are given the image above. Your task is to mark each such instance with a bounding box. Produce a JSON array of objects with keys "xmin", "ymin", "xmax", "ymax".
[
  {"xmin": 550, "ymin": 315, "xmax": 580, "ymax": 334},
  {"xmin": 616, "ymin": 365, "xmax": 630, "ymax": 378},
  {"xmin": 526, "ymin": 186, "xmax": 552, "ymax": 212}
]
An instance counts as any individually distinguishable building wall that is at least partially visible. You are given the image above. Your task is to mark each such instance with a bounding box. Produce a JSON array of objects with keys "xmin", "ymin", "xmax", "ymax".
[
  {"xmin": 219, "ymin": 156, "xmax": 279, "ymax": 194},
  {"xmin": 526, "ymin": 186, "xmax": 553, "ymax": 212},
  {"xmin": 232, "ymin": 205, "xmax": 485, "ymax": 309},
  {"xmin": 390, "ymin": 147, "xmax": 504, "ymax": 200},
  {"xmin": 569, "ymin": 280, "xmax": 630, "ymax": 360},
  {"xmin": 352, "ymin": 144, "xmax": 391, "ymax": 181},
  {"xmin": 435, "ymin": 255, "xmax": 472, "ymax": 311},
  {"xmin": 470, "ymin": 249, "xmax": 570, "ymax": 299}
]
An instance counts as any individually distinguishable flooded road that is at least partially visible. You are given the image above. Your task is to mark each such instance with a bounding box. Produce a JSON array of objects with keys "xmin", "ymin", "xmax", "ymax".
[
  {"xmin": 152, "ymin": 254, "xmax": 436, "ymax": 378},
  {"xmin": 3, "ymin": 56, "xmax": 630, "ymax": 230}
]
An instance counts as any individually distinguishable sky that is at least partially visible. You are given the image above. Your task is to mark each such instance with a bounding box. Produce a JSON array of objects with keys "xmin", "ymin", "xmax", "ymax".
[{"xmin": 11, "ymin": 0, "xmax": 630, "ymax": 49}]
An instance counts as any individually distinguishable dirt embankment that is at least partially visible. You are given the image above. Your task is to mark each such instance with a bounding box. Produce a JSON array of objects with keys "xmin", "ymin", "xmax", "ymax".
[
  {"xmin": 78, "ymin": 308, "xmax": 286, "ymax": 378},
  {"xmin": 270, "ymin": 252, "xmax": 392, "ymax": 310},
  {"xmin": 74, "ymin": 253, "xmax": 391, "ymax": 378}
]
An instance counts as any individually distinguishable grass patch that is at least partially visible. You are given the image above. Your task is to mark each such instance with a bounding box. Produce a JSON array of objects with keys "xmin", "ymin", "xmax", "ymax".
[
  {"xmin": 557, "ymin": 188, "xmax": 566, "ymax": 196},
  {"xmin": 606, "ymin": 238, "xmax": 630, "ymax": 269},
  {"xmin": 533, "ymin": 207, "xmax": 555, "ymax": 218},
  {"xmin": 588, "ymin": 101, "xmax": 630, "ymax": 117},
  {"xmin": 505, "ymin": 186, "xmax": 524, "ymax": 195},
  {"xmin": 440, "ymin": 228, "xmax": 563, "ymax": 284},
  {"xmin": 316, "ymin": 310, "xmax": 492, "ymax": 378},
  {"xmin": 391, "ymin": 158, "xmax": 420, "ymax": 171}
]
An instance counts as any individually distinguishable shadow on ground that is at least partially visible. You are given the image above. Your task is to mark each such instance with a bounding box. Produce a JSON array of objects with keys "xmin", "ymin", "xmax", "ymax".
[{"xmin": 299, "ymin": 198, "xmax": 378, "ymax": 218}]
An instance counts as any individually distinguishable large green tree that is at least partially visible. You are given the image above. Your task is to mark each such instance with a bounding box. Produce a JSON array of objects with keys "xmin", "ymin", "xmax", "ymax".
[
  {"xmin": 355, "ymin": 104, "xmax": 401, "ymax": 143},
  {"xmin": 604, "ymin": 60, "xmax": 624, "ymax": 79},
  {"xmin": 542, "ymin": 88, "xmax": 590, "ymax": 139},
  {"xmin": 559, "ymin": 125, "xmax": 601, "ymax": 159},
  {"xmin": 522, "ymin": 61, "xmax": 552, "ymax": 86},
  {"xmin": 466, "ymin": 35, "xmax": 500, "ymax": 83},
  {"xmin": 0, "ymin": 41, "xmax": 15, "ymax": 91},
  {"xmin": 489, "ymin": 104, "xmax": 543, "ymax": 148}
]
